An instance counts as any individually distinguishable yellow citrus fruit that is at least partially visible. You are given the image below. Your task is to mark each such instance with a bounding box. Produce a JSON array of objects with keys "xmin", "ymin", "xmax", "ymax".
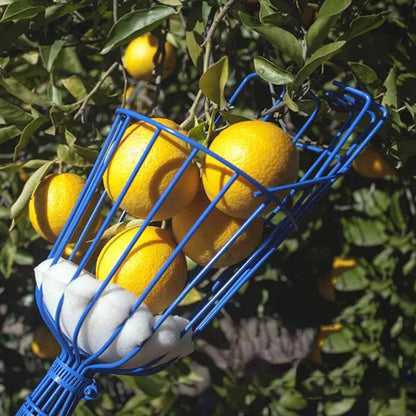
[
  {"xmin": 63, "ymin": 240, "xmax": 104, "ymax": 271},
  {"xmin": 103, "ymin": 118, "xmax": 200, "ymax": 221},
  {"xmin": 318, "ymin": 257, "xmax": 357, "ymax": 302},
  {"xmin": 31, "ymin": 325, "xmax": 61, "ymax": 359},
  {"xmin": 124, "ymin": 33, "xmax": 176, "ymax": 81},
  {"xmin": 172, "ymin": 189, "xmax": 264, "ymax": 268},
  {"xmin": 202, "ymin": 120, "xmax": 299, "ymax": 219},
  {"xmin": 96, "ymin": 225, "xmax": 187, "ymax": 314},
  {"xmin": 352, "ymin": 147, "xmax": 393, "ymax": 178},
  {"xmin": 29, "ymin": 173, "xmax": 102, "ymax": 243},
  {"xmin": 308, "ymin": 323, "xmax": 343, "ymax": 364}
]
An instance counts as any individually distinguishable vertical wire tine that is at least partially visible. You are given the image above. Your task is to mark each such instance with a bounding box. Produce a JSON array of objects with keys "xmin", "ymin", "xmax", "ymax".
[
  {"xmin": 49, "ymin": 114, "xmax": 125, "ymax": 260},
  {"xmin": 291, "ymin": 90, "xmax": 321, "ymax": 143},
  {"xmin": 66, "ymin": 191, "xmax": 107, "ymax": 264},
  {"xmin": 261, "ymin": 86, "xmax": 286, "ymax": 122},
  {"xmin": 67, "ymin": 127, "xmax": 162, "ymax": 364},
  {"xmin": 79, "ymin": 169, "xmax": 239, "ymax": 372}
]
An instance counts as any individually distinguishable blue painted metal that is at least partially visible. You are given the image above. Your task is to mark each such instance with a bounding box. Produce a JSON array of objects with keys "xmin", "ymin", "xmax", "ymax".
[{"xmin": 17, "ymin": 74, "xmax": 388, "ymax": 416}]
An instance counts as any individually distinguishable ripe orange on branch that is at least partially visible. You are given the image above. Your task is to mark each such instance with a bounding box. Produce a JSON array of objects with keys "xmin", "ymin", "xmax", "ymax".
[{"xmin": 124, "ymin": 33, "xmax": 176, "ymax": 81}]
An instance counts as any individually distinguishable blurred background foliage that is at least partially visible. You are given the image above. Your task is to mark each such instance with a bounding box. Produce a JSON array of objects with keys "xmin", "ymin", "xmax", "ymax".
[{"xmin": 1, "ymin": 0, "xmax": 416, "ymax": 415}]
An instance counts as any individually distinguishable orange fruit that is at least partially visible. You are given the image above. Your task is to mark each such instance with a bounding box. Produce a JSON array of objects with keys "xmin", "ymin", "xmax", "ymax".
[
  {"xmin": 31, "ymin": 325, "xmax": 61, "ymax": 359},
  {"xmin": 96, "ymin": 226, "xmax": 187, "ymax": 314},
  {"xmin": 103, "ymin": 118, "xmax": 200, "ymax": 221},
  {"xmin": 352, "ymin": 147, "xmax": 393, "ymax": 178},
  {"xmin": 29, "ymin": 173, "xmax": 102, "ymax": 243},
  {"xmin": 172, "ymin": 189, "xmax": 264, "ymax": 268},
  {"xmin": 124, "ymin": 33, "xmax": 176, "ymax": 81}
]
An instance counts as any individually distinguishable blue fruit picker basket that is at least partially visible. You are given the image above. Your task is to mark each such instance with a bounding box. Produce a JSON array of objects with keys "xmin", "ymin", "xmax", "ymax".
[{"xmin": 17, "ymin": 73, "xmax": 388, "ymax": 416}]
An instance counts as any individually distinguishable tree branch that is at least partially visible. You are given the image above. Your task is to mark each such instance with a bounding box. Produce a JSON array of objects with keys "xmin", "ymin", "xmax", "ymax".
[
  {"xmin": 181, "ymin": 0, "xmax": 236, "ymax": 130},
  {"xmin": 74, "ymin": 62, "xmax": 119, "ymax": 122}
]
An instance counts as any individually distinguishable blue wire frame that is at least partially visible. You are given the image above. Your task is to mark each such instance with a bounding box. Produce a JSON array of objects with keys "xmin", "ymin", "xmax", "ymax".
[{"xmin": 18, "ymin": 74, "xmax": 388, "ymax": 416}]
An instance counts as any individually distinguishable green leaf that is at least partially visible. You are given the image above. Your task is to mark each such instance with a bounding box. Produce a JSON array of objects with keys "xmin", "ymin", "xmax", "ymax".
[
  {"xmin": 55, "ymin": 47, "xmax": 85, "ymax": 75},
  {"xmin": 0, "ymin": 125, "xmax": 21, "ymax": 144},
  {"xmin": 179, "ymin": 288, "xmax": 202, "ymax": 306},
  {"xmin": 254, "ymin": 56, "xmax": 294, "ymax": 85},
  {"xmin": 382, "ymin": 66, "xmax": 398, "ymax": 108},
  {"xmin": 13, "ymin": 116, "xmax": 48, "ymax": 161},
  {"xmin": 101, "ymin": 6, "xmax": 176, "ymax": 54},
  {"xmin": 294, "ymin": 41, "xmax": 346, "ymax": 88},
  {"xmin": 352, "ymin": 188, "xmax": 390, "ymax": 217},
  {"xmin": 10, "ymin": 159, "xmax": 57, "ymax": 220},
  {"xmin": 260, "ymin": 1, "xmax": 299, "ymax": 27},
  {"xmin": 279, "ymin": 390, "xmax": 307, "ymax": 410},
  {"xmin": 0, "ymin": 237, "xmax": 17, "ymax": 278},
  {"xmin": 0, "ymin": 0, "xmax": 44, "ymax": 22},
  {"xmin": 219, "ymin": 109, "xmax": 251, "ymax": 124},
  {"xmin": 184, "ymin": 4, "xmax": 204, "ymax": 69},
  {"xmin": 239, "ymin": 11, "xmax": 303, "ymax": 66},
  {"xmin": 306, "ymin": 15, "xmax": 338, "ymax": 54},
  {"xmin": 349, "ymin": 62, "xmax": 378, "ymax": 84},
  {"xmin": 65, "ymin": 130, "xmax": 99, "ymax": 163},
  {"xmin": 345, "ymin": 12, "xmax": 389, "ymax": 41},
  {"xmin": 39, "ymin": 40, "xmax": 66, "ymax": 72},
  {"xmin": 335, "ymin": 267, "xmax": 369, "ymax": 292},
  {"xmin": 283, "ymin": 89, "xmax": 299, "ymax": 112},
  {"xmin": 0, "ymin": 159, "xmax": 50, "ymax": 173},
  {"xmin": 322, "ymin": 327, "xmax": 356, "ymax": 354},
  {"xmin": 57, "ymin": 145, "xmax": 93, "ymax": 167},
  {"xmin": 186, "ymin": 29, "xmax": 203, "ymax": 69},
  {"xmin": 0, "ymin": 70, "xmax": 51, "ymax": 107},
  {"xmin": 341, "ymin": 217, "xmax": 388, "ymax": 247},
  {"xmin": 62, "ymin": 76, "xmax": 89, "ymax": 101},
  {"xmin": 14, "ymin": 251, "xmax": 34, "ymax": 266},
  {"xmin": 44, "ymin": 3, "xmax": 81, "ymax": 22},
  {"xmin": 324, "ymin": 399, "xmax": 356, "ymax": 416},
  {"xmin": 199, "ymin": 56, "xmax": 229, "ymax": 110},
  {"xmin": 0, "ymin": 98, "xmax": 33, "ymax": 125},
  {"xmin": 188, "ymin": 122, "xmax": 207, "ymax": 143},
  {"xmin": 318, "ymin": 0, "xmax": 351, "ymax": 17}
]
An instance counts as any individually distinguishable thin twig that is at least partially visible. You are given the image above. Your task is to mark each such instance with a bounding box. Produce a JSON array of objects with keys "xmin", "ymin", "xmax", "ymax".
[
  {"xmin": 120, "ymin": 64, "xmax": 128, "ymax": 108},
  {"xmin": 201, "ymin": 0, "xmax": 237, "ymax": 49},
  {"xmin": 74, "ymin": 62, "xmax": 119, "ymax": 122},
  {"xmin": 113, "ymin": 0, "xmax": 117, "ymax": 23},
  {"xmin": 180, "ymin": 89, "xmax": 204, "ymax": 129},
  {"xmin": 181, "ymin": 0, "xmax": 236, "ymax": 130}
]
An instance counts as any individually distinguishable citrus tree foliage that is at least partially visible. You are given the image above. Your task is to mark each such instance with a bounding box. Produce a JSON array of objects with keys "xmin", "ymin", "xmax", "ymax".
[{"xmin": 1, "ymin": 0, "xmax": 416, "ymax": 415}]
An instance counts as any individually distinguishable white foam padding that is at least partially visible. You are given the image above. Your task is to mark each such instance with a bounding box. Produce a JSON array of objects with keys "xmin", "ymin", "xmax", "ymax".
[{"xmin": 35, "ymin": 259, "xmax": 194, "ymax": 368}]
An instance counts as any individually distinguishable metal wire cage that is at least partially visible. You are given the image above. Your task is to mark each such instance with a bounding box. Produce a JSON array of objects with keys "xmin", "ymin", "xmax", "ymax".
[{"xmin": 17, "ymin": 74, "xmax": 388, "ymax": 416}]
